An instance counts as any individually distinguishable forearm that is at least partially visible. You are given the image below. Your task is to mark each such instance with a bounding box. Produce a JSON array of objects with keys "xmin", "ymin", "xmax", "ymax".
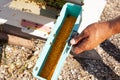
[{"xmin": 108, "ymin": 16, "xmax": 120, "ymax": 34}]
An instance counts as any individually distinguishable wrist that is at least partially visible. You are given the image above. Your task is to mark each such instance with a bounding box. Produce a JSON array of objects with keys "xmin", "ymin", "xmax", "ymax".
[
  {"xmin": 100, "ymin": 22, "xmax": 114, "ymax": 38},
  {"xmin": 108, "ymin": 16, "xmax": 120, "ymax": 34}
]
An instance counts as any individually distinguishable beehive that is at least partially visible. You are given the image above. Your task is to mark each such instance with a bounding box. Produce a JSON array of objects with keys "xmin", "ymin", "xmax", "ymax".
[{"xmin": 40, "ymin": 16, "xmax": 76, "ymax": 79}]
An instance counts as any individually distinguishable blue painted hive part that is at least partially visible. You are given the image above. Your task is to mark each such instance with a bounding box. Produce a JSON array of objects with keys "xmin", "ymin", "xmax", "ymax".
[{"xmin": 33, "ymin": 3, "xmax": 82, "ymax": 80}]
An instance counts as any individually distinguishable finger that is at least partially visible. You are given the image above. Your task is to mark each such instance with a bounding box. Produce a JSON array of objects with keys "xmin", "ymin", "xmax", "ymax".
[
  {"xmin": 70, "ymin": 32, "xmax": 88, "ymax": 45},
  {"xmin": 70, "ymin": 39, "xmax": 76, "ymax": 45},
  {"xmin": 72, "ymin": 37, "xmax": 89, "ymax": 54},
  {"xmin": 72, "ymin": 46, "xmax": 84, "ymax": 54}
]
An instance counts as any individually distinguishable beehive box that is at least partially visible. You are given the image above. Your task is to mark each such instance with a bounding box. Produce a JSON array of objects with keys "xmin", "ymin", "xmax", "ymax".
[{"xmin": 33, "ymin": 3, "xmax": 82, "ymax": 80}]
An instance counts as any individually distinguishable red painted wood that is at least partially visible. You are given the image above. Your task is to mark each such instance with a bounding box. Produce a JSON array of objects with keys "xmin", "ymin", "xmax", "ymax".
[{"xmin": 21, "ymin": 19, "xmax": 52, "ymax": 33}]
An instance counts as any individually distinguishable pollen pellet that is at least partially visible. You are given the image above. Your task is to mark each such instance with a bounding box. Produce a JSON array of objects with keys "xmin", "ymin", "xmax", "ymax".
[{"xmin": 40, "ymin": 16, "xmax": 76, "ymax": 80}]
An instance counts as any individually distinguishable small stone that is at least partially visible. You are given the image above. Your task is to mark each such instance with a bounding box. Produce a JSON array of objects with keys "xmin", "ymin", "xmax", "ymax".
[
  {"xmin": 27, "ymin": 62, "xmax": 34, "ymax": 69},
  {"xmin": 71, "ymin": 69, "xmax": 75, "ymax": 74},
  {"xmin": 9, "ymin": 63, "xmax": 16, "ymax": 70},
  {"xmin": 58, "ymin": 75, "xmax": 62, "ymax": 80},
  {"xmin": 78, "ymin": 75, "xmax": 81, "ymax": 80},
  {"xmin": 34, "ymin": 49, "xmax": 40, "ymax": 56}
]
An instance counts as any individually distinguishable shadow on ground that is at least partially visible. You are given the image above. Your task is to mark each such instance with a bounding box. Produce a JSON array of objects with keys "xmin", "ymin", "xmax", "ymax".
[
  {"xmin": 0, "ymin": 40, "xmax": 7, "ymax": 63},
  {"xmin": 71, "ymin": 40, "xmax": 120, "ymax": 80},
  {"xmin": 100, "ymin": 40, "xmax": 120, "ymax": 62}
]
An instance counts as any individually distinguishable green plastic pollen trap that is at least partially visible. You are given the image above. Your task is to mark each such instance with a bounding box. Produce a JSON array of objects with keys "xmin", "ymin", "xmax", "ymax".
[{"xmin": 32, "ymin": 2, "xmax": 82, "ymax": 80}]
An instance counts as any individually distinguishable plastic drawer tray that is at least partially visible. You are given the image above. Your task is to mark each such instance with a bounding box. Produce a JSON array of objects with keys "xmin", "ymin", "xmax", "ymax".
[{"xmin": 33, "ymin": 3, "xmax": 82, "ymax": 80}]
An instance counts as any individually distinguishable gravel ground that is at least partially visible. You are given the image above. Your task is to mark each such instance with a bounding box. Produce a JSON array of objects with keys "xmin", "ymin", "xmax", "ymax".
[
  {"xmin": 0, "ymin": 0, "xmax": 120, "ymax": 80},
  {"xmin": 0, "ymin": 39, "xmax": 45, "ymax": 80},
  {"xmin": 59, "ymin": 0, "xmax": 120, "ymax": 80}
]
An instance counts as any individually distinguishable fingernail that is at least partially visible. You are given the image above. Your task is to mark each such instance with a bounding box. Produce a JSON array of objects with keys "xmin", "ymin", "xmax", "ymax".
[{"xmin": 70, "ymin": 39, "xmax": 76, "ymax": 45}]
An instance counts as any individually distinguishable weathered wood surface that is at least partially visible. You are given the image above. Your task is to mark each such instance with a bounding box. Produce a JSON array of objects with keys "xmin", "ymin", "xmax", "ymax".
[{"xmin": 0, "ymin": 32, "xmax": 35, "ymax": 49}]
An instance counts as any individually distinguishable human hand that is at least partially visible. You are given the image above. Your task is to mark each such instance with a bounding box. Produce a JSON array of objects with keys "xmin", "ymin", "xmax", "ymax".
[{"xmin": 70, "ymin": 22, "xmax": 113, "ymax": 54}]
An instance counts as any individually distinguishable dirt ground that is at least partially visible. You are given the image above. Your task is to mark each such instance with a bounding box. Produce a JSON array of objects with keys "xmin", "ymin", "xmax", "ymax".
[{"xmin": 0, "ymin": 0, "xmax": 120, "ymax": 80}]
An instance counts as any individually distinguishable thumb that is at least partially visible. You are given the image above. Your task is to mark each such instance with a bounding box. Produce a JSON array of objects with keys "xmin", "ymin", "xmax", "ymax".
[
  {"xmin": 72, "ymin": 36, "xmax": 89, "ymax": 54},
  {"xmin": 70, "ymin": 32, "xmax": 87, "ymax": 45}
]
